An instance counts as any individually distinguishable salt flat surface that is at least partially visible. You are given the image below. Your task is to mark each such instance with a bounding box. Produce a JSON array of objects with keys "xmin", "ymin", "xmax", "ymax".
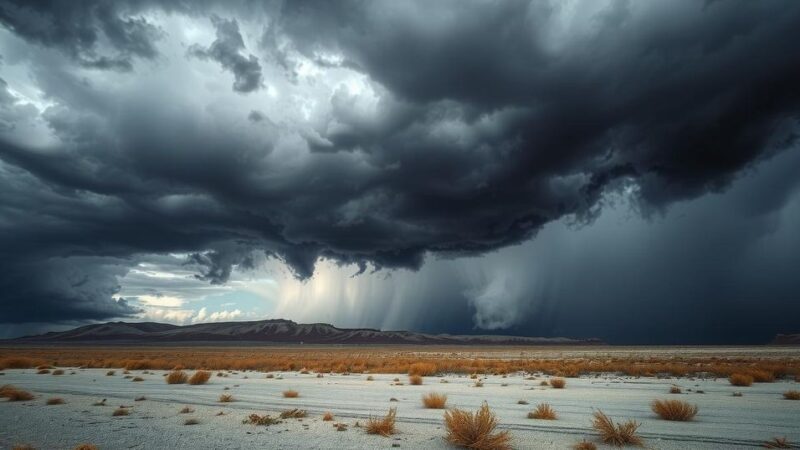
[{"xmin": 1, "ymin": 368, "xmax": 798, "ymax": 449}]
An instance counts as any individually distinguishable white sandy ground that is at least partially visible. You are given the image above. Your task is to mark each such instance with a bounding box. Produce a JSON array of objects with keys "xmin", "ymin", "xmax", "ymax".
[{"xmin": 1, "ymin": 368, "xmax": 798, "ymax": 449}]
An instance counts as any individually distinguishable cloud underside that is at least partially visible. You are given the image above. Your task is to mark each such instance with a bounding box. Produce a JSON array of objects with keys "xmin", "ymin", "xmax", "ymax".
[{"xmin": 0, "ymin": 0, "xmax": 799, "ymax": 326}]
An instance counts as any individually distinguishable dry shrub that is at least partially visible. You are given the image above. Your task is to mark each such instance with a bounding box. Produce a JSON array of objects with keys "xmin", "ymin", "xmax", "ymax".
[
  {"xmin": 112, "ymin": 407, "xmax": 129, "ymax": 416},
  {"xmin": 184, "ymin": 418, "xmax": 199, "ymax": 425},
  {"xmin": 528, "ymin": 403, "xmax": 557, "ymax": 420},
  {"xmin": 74, "ymin": 445, "xmax": 99, "ymax": 450},
  {"xmin": 37, "ymin": 369, "xmax": 51, "ymax": 374},
  {"xmin": 135, "ymin": 396, "xmax": 146, "ymax": 401},
  {"xmin": 729, "ymin": 373, "xmax": 753, "ymax": 387},
  {"xmin": 573, "ymin": 441, "xmax": 597, "ymax": 450},
  {"xmin": 409, "ymin": 374, "xmax": 423, "ymax": 385},
  {"xmin": 52, "ymin": 369, "xmax": 64, "ymax": 376},
  {"xmin": 265, "ymin": 373, "xmax": 274, "ymax": 378},
  {"xmin": 539, "ymin": 381, "xmax": 549, "ymax": 386},
  {"xmin": 323, "ymin": 411, "xmax": 334, "ymax": 421},
  {"xmin": 669, "ymin": 386, "xmax": 681, "ymax": 394},
  {"xmin": 188, "ymin": 370, "xmax": 211, "ymax": 385},
  {"xmin": 179, "ymin": 406, "xmax": 194, "ymax": 414},
  {"xmin": 335, "ymin": 422, "xmax": 348, "ymax": 431},
  {"xmin": 166, "ymin": 370, "xmax": 188, "ymax": 384},
  {"xmin": 282, "ymin": 390, "xmax": 299, "ymax": 398},
  {"xmin": 549, "ymin": 378, "xmax": 566, "ymax": 389},
  {"xmin": 763, "ymin": 437, "xmax": 792, "ymax": 448},
  {"xmin": 243, "ymin": 413, "xmax": 281, "ymax": 426},
  {"xmin": 409, "ymin": 362, "xmax": 438, "ymax": 376},
  {"xmin": 106, "ymin": 370, "xmax": 115, "ymax": 376},
  {"xmin": 651, "ymin": 399, "xmax": 698, "ymax": 421},
  {"xmin": 592, "ymin": 410, "xmax": 643, "ymax": 447},
  {"xmin": 783, "ymin": 390, "xmax": 800, "ymax": 400},
  {"xmin": 1, "ymin": 385, "xmax": 34, "ymax": 401},
  {"xmin": 748, "ymin": 369, "xmax": 775, "ymax": 383},
  {"xmin": 474, "ymin": 379, "xmax": 484, "ymax": 388},
  {"xmin": 218, "ymin": 393, "xmax": 234, "ymax": 402},
  {"xmin": 444, "ymin": 402, "xmax": 511, "ymax": 450},
  {"xmin": 422, "ymin": 392, "xmax": 447, "ymax": 409},
  {"xmin": 0, "ymin": 357, "xmax": 44, "ymax": 369},
  {"xmin": 366, "ymin": 407, "xmax": 397, "ymax": 436},
  {"xmin": 366, "ymin": 375, "xmax": 374, "ymax": 381},
  {"xmin": 132, "ymin": 376, "xmax": 144, "ymax": 382},
  {"xmin": 46, "ymin": 397, "xmax": 65, "ymax": 405},
  {"xmin": 12, "ymin": 446, "xmax": 36, "ymax": 450},
  {"xmin": 280, "ymin": 408, "xmax": 308, "ymax": 419}
]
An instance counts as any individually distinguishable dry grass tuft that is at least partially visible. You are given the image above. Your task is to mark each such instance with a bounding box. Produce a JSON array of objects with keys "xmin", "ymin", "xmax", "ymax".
[
  {"xmin": 651, "ymin": 399, "xmax": 698, "ymax": 421},
  {"xmin": 74, "ymin": 445, "xmax": 99, "ymax": 450},
  {"xmin": 135, "ymin": 396, "xmax": 146, "ymax": 401},
  {"xmin": 280, "ymin": 408, "xmax": 308, "ymax": 419},
  {"xmin": 573, "ymin": 441, "xmax": 598, "ymax": 450},
  {"xmin": 52, "ymin": 369, "xmax": 64, "ymax": 376},
  {"xmin": 323, "ymin": 411, "xmax": 335, "ymax": 421},
  {"xmin": 188, "ymin": 370, "xmax": 211, "ymax": 385},
  {"xmin": 763, "ymin": 437, "xmax": 792, "ymax": 448},
  {"xmin": 729, "ymin": 373, "xmax": 754, "ymax": 387},
  {"xmin": 218, "ymin": 393, "xmax": 234, "ymax": 402},
  {"xmin": 12, "ymin": 445, "xmax": 36, "ymax": 450},
  {"xmin": 166, "ymin": 370, "xmax": 188, "ymax": 384},
  {"xmin": 112, "ymin": 407, "xmax": 129, "ymax": 416},
  {"xmin": 474, "ymin": 379, "xmax": 484, "ymax": 388},
  {"xmin": 409, "ymin": 362, "xmax": 438, "ymax": 376},
  {"xmin": 365, "ymin": 407, "xmax": 397, "ymax": 436},
  {"xmin": 335, "ymin": 422, "xmax": 348, "ymax": 431},
  {"xmin": 243, "ymin": 413, "xmax": 281, "ymax": 426},
  {"xmin": 1, "ymin": 385, "xmax": 34, "ymax": 401},
  {"xmin": 549, "ymin": 378, "xmax": 566, "ymax": 389},
  {"xmin": 444, "ymin": 402, "xmax": 511, "ymax": 450},
  {"xmin": 366, "ymin": 375, "xmax": 374, "ymax": 381},
  {"xmin": 132, "ymin": 376, "xmax": 144, "ymax": 382},
  {"xmin": 783, "ymin": 390, "xmax": 800, "ymax": 400},
  {"xmin": 409, "ymin": 374, "xmax": 423, "ymax": 385},
  {"xmin": 669, "ymin": 386, "xmax": 682, "ymax": 394},
  {"xmin": 528, "ymin": 403, "xmax": 557, "ymax": 420},
  {"xmin": 592, "ymin": 410, "xmax": 643, "ymax": 446},
  {"xmin": 540, "ymin": 380, "xmax": 549, "ymax": 386},
  {"xmin": 422, "ymin": 392, "xmax": 447, "ymax": 409},
  {"xmin": 37, "ymin": 369, "xmax": 51, "ymax": 374},
  {"xmin": 184, "ymin": 418, "xmax": 200, "ymax": 425},
  {"xmin": 179, "ymin": 406, "xmax": 194, "ymax": 414},
  {"xmin": 106, "ymin": 370, "xmax": 115, "ymax": 376},
  {"xmin": 282, "ymin": 390, "xmax": 299, "ymax": 398},
  {"xmin": 46, "ymin": 397, "xmax": 65, "ymax": 405}
]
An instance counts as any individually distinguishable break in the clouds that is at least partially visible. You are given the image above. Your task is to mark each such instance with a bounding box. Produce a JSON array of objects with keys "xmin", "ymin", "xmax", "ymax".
[{"xmin": 0, "ymin": 0, "xmax": 799, "ymax": 343}]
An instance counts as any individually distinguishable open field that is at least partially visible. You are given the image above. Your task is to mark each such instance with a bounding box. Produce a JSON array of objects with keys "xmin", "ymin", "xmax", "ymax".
[{"xmin": 0, "ymin": 346, "xmax": 799, "ymax": 449}]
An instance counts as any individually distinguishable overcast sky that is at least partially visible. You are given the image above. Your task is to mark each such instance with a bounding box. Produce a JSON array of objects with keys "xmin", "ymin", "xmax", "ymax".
[{"xmin": 1, "ymin": 0, "xmax": 799, "ymax": 343}]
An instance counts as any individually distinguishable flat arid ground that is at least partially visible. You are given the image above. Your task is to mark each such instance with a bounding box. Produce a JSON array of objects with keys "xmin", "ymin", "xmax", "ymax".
[{"xmin": 1, "ymin": 346, "xmax": 799, "ymax": 449}]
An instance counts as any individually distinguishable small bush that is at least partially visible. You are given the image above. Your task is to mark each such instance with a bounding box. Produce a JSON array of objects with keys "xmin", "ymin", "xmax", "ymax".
[
  {"xmin": 0, "ymin": 385, "xmax": 34, "ymax": 401},
  {"xmin": 179, "ymin": 406, "xmax": 194, "ymax": 414},
  {"xmin": 669, "ymin": 386, "xmax": 681, "ymax": 394},
  {"xmin": 573, "ymin": 441, "xmax": 597, "ymax": 450},
  {"xmin": 112, "ymin": 407, "xmax": 129, "ymax": 416},
  {"xmin": 422, "ymin": 392, "xmax": 447, "ymax": 409},
  {"xmin": 592, "ymin": 410, "xmax": 642, "ymax": 446},
  {"xmin": 189, "ymin": 370, "xmax": 211, "ymax": 385},
  {"xmin": 323, "ymin": 411, "xmax": 334, "ymax": 421},
  {"xmin": 283, "ymin": 390, "xmax": 299, "ymax": 398},
  {"xmin": 219, "ymin": 393, "xmax": 234, "ymax": 402},
  {"xmin": 729, "ymin": 373, "xmax": 753, "ymax": 387},
  {"xmin": 366, "ymin": 375, "xmax": 374, "ymax": 381},
  {"xmin": 184, "ymin": 418, "xmax": 200, "ymax": 425},
  {"xmin": 243, "ymin": 413, "xmax": 281, "ymax": 426},
  {"xmin": 106, "ymin": 370, "xmax": 115, "ymax": 376},
  {"xmin": 409, "ymin": 374, "xmax": 423, "ymax": 385},
  {"xmin": 132, "ymin": 376, "xmax": 144, "ymax": 382},
  {"xmin": 166, "ymin": 370, "xmax": 188, "ymax": 384},
  {"xmin": 651, "ymin": 399, "xmax": 698, "ymax": 421},
  {"xmin": 783, "ymin": 390, "xmax": 800, "ymax": 400},
  {"xmin": 444, "ymin": 402, "xmax": 511, "ymax": 450},
  {"xmin": 46, "ymin": 397, "xmax": 65, "ymax": 405},
  {"xmin": 366, "ymin": 407, "xmax": 397, "ymax": 436},
  {"xmin": 74, "ymin": 445, "xmax": 99, "ymax": 450},
  {"xmin": 37, "ymin": 369, "xmax": 51, "ymax": 374},
  {"xmin": 528, "ymin": 403, "xmax": 557, "ymax": 420},
  {"xmin": 550, "ymin": 378, "xmax": 566, "ymax": 389},
  {"xmin": 540, "ymin": 381, "xmax": 549, "ymax": 386},
  {"xmin": 52, "ymin": 369, "xmax": 64, "ymax": 376},
  {"xmin": 280, "ymin": 408, "xmax": 308, "ymax": 419},
  {"xmin": 763, "ymin": 437, "xmax": 792, "ymax": 448}
]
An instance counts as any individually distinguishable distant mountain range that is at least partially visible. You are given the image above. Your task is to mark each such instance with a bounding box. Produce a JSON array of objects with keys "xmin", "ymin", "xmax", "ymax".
[{"xmin": 8, "ymin": 319, "xmax": 604, "ymax": 346}]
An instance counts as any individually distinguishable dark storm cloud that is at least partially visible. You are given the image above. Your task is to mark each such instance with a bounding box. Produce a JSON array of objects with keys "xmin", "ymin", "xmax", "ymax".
[
  {"xmin": 188, "ymin": 15, "xmax": 263, "ymax": 93},
  {"xmin": 0, "ymin": 0, "xmax": 799, "ymax": 338}
]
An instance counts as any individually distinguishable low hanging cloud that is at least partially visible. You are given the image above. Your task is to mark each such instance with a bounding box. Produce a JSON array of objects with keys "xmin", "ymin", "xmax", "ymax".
[{"xmin": 0, "ymin": 0, "xmax": 799, "ymax": 333}]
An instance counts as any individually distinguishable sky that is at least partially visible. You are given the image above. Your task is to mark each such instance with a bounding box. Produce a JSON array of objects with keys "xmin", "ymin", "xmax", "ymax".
[{"xmin": 0, "ymin": 0, "xmax": 799, "ymax": 343}]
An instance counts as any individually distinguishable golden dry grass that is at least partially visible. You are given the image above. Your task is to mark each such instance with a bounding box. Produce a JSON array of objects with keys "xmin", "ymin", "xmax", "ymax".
[
  {"xmin": 763, "ymin": 437, "xmax": 792, "ymax": 448},
  {"xmin": 188, "ymin": 370, "xmax": 211, "ymax": 385},
  {"xmin": 365, "ymin": 407, "xmax": 397, "ymax": 436},
  {"xmin": 408, "ymin": 362, "xmax": 438, "ymax": 376},
  {"xmin": 409, "ymin": 374, "xmax": 423, "ymax": 385},
  {"xmin": 573, "ymin": 441, "xmax": 597, "ymax": 450},
  {"xmin": 218, "ymin": 393, "xmax": 234, "ymax": 402},
  {"xmin": 112, "ymin": 407, "xmax": 129, "ymax": 416},
  {"xmin": 549, "ymin": 377, "xmax": 566, "ymax": 388},
  {"xmin": 13, "ymin": 446, "xmax": 36, "ymax": 450},
  {"xmin": 280, "ymin": 408, "xmax": 308, "ymax": 419},
  {"xmin": 444, "ymin": 402, "xmax": 511, "ymax": 450},
  {"xmin": 783, "ymin": 390, "xmax": 800, "ymax": 400},
  {"xmin": 46, "ymin": 397, "xmax": 65, "ymax": 405},
  {"xmin": 283, "ymin": 390, "xmax": 299, "ymax": 398},
  {"xmin": 243, "ymin": 413, "xmax": 281, "ymax": 426},
  {"xmin": 422, "ymin": 392, "xmax": 447, "ymax": 409},
  {"xmin": 1, "ymin": 385, "xmax": 34, "ymax": 401},
  {"xmin": 73, "ymin": 445, "xmax": 99, "ymax": 450},
  {"xmin": 528, "ymin": 403, "xmax": 557, "ymax": 420},
  {"xmin": 651, "ymin": 399, "xmax": 698, "ymax": 421},
  {"xmin": 592, "ymin": 410, "xmax": 643, "ymax": 447},
  {"xmin": 166, "ymin": 370, "xmax": 188, "ymax": 384},
  {"xmin": 323, "ymin": 411, "xmax": 335, "ymax": 421},
  {"xmin": 669, "ymin": 386, "xmax": 682, "ymax": 394},
  {"xmin": 729, "ymin": 373, "xmax": 754, "ymax": 386}
]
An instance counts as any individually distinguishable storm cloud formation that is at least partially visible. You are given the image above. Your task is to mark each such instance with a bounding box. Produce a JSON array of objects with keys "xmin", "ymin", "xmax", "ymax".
[{"xmin": 0, "ymin": 0, "xmax": 799, "ymax": 342}]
